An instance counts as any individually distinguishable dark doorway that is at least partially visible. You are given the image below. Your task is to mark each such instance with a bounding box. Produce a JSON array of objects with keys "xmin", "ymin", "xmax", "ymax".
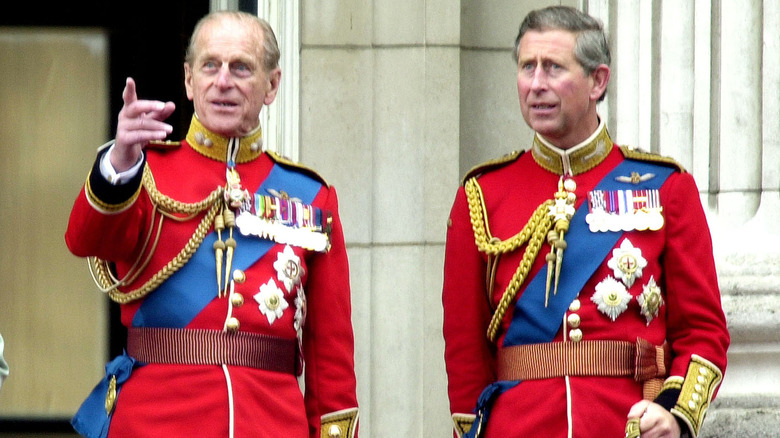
[{"xmin": 0, "ymin": 0, "xmax": 208, "ymax": 434}]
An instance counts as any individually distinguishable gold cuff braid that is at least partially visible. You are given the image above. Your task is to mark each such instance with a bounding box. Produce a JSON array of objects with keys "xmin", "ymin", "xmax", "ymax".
[
  {"xmin": 320, "ymin": 408, "xmax": 359, "ymax": 438},
  {"xmin": 670, "ymin": 355, "xmax": 723, "ymax": 437}
]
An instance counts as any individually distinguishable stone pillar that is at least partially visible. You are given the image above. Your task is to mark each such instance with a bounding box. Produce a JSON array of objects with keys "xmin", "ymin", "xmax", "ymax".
[{"xmin": 300, "ymin": 1, "xmax": 458, "ymax": 436}]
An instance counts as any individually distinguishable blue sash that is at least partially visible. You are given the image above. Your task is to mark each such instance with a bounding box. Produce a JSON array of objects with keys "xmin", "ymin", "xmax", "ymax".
[
  {"xmin": 132, "ymin": 162, "xmax": 323, "ymax": 328},
  {"xmin": 503, "ymin": 159, "xmax": 675, "ymax": 347}
]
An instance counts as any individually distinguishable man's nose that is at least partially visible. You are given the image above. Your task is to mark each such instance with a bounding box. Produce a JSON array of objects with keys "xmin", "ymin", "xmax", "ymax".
[
  {"xmin": 531, "ymin": 67, "xmax": 547, "ymax": 90},
  {"xmin": 216, "ymin": 65, "xmax": 233, "ymax": 88}
]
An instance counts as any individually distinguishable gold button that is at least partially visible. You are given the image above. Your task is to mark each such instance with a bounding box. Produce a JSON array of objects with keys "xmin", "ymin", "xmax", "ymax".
[
  {"xmin": 226, "ymin": 317, "xmax": 240, "ymax": 332},
  {"xmin": 232, "ymin": 269, "xmax": 246, "ymax": 284},
  {"xmin": 230, "ymin": 293, "xmax": 244, "ymax": 308},
  {"xmin": 569, "ymin": 328, "xmax": 583, "ymax": 342},
  {"xmin": 569, "ymin": 299, "xmax": 581, "ymax": 312},
  {"xmin": 328, "ymin": 425, "xmax": 342, "ymax": 438},
  {"xmin": 567, "ymin": 313, "xmax": 580, "ymax": 328}
]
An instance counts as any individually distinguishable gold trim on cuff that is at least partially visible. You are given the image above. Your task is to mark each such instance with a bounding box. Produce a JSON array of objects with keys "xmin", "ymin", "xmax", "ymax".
[
  {"xmin": 321, "ymin": 408, "xmax": 359, "ymax": 438},
  {"xmin": 671, "ymin": 355, "xmax": 723, "ymax": 437},
  {"xmin": 85, "ymin": 171, "xmax": 141, "ymax": 214}
]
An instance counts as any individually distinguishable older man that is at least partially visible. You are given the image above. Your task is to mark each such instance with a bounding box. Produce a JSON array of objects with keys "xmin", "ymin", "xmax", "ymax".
[
  {"xmin": 442, "ymin": 6, "xmax": 728, "ymax": 438},
  {"xmin": 66, "ymin": 11, "xmax": 358, "ymax": 438}
]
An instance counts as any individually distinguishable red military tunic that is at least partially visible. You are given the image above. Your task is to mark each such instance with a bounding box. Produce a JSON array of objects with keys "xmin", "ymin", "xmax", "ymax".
[
  {"xmin": 443, "ymin": 122, "xmax": 728, "ymax": 438},
  {"xmin": 66, "ymin": 116, "xmax": 359, "ymax": 438}
]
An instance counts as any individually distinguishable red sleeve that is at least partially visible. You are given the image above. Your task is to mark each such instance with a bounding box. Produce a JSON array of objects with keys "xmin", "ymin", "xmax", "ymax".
[
  {"xmin": 64, "ymin": 152, "xmax": 150, "ymax": 263},
  {"xmin": 442, "ymin": 186, "xmax": 497, "ymax": 416},
  {"xmin": 661, "ymin": 172, "xmax": 729, "ymax": 378},
  {"xmin": 301, "ymin": 186, "xmax": 359, "ymax": 437}
]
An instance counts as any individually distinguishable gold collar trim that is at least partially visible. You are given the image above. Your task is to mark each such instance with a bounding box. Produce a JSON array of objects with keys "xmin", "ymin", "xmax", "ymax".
[
  {"xmin": 186, "ymin": 116, "xmax": 264, "ymax": 163},
  {"xmin": 531, "ymin": 121, "xmax": 613, "ymax": 176}
]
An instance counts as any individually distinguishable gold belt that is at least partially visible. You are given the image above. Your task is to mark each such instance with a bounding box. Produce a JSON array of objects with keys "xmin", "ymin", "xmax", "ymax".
[
  {"xmin": 127, "ymin": 327, "xmax": 297, "ymax": 374},
  {"xmin": 497, "ymin": 338, "xmax": 670, "ymax": 399}
]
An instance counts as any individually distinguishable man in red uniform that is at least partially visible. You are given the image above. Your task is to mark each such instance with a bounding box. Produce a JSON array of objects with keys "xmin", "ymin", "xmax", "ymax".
[
  {"xmin": 66, "ymin": 11, "xmax": 358, "ymax": 438},
  {"xmin": 442, "ymin": 6, "xmax": 728, "ymax": 438}
]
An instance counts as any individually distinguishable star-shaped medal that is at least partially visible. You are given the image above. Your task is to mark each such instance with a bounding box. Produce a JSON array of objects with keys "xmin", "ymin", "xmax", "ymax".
[
  {"xmin": 591, "ymin": 276, "xmax": 633, "ymax": 322},
  {"xmin": 637, "ymin": 276, "xmax": 664, "ymax": 325},
  {"xmin": 607, "ymin": 239, "xmax": 647, "ymax": 288}
]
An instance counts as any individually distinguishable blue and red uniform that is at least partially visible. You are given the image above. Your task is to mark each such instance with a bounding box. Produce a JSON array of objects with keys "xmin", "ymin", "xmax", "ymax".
[
  {"xmin": 442, "ymin": 121, "xmax": 728, "ymax": 437},
  {"xmin": 66, "ymin": 116, "xmax": 359, "ymax": 438}
]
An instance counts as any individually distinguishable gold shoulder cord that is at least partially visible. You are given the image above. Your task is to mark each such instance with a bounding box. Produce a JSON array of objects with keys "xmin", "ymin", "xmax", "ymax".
[
  {"xmin": 88, "ymin": 166, "xmax": 223, "ymax": 304},
  {"xmin": 464, "ymin": 177, "xmax": 554, "ymax": 342}
]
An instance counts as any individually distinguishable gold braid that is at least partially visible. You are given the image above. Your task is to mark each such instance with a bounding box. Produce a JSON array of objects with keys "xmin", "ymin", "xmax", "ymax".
[
  {"xmin": 464, "ymin": 177, "xmax": 555, "ymax": 342},
  {"xmin": 89, "ymin": 165, "xmax": 224, "ymax": 304}
]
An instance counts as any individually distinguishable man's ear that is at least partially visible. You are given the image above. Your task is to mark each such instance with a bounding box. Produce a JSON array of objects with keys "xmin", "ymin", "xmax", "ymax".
[
  {"xmin": 264, "ymin": 67, "xmax": 282, "ymax": 105},
  {"xmin": 590, "ymin": 64, "xmax": 610, "ymax": 101},
  {"xmin": 184, "ymin": 62, "xmax": 194, "ymax": 101}
]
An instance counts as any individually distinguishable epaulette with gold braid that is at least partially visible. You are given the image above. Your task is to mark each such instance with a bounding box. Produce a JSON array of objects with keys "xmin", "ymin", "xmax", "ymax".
[
  {"xmin": 461, "ymin": 150, "xmax": 525, "ymax": 185},
  {"xmin": 147, "ymin": 140, "xmax": 182, "ymax": 150},
  {"xmin": 266, "ymin": 150, "xmax": 330, "ymax": 188},
  {"xmin": 619, "ymin": 146, "xmax": 686, "ymax": 173}
]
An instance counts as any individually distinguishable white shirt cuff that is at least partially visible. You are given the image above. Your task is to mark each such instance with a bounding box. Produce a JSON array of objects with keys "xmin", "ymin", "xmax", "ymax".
[{"xmin": 99, "ymin": 143, "xmax": 144, "ymax": 185}]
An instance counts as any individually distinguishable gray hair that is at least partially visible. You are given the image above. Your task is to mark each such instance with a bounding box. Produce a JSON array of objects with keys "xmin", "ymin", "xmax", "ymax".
[
  {"xmin": 513, "ymin": 6, "xmax": 610, "ymax": 76},
  {"xmin": 185, "ymin": 11, "xmax": 280, "ymax": 73}
]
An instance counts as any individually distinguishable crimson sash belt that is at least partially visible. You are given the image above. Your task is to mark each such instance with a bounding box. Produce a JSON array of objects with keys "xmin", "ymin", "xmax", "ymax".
[{"xmin": 127, "ymin": 327, "xmax": 297, "ymax": 374}]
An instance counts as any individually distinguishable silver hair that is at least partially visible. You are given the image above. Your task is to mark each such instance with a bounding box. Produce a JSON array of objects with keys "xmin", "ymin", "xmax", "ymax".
[
  {"xmin": 185, "ymin": 11, "xmax": 280, "ymax": 73},
  {"xmin": 513, "ymin": 6, "xmax": 610, "ymax": 76}
]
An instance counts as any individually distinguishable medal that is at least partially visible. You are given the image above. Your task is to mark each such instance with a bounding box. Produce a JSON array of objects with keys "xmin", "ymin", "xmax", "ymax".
[
  {"xmin": 585, "ymin": 189, "xmax": 664, "ymax": 233},
  {"xmin": 273, "ymin": 245, "xmax": 305, "ymax": 293},
  {"xmin": 254, "ymin": 279, "xmax": 289, "ymax": 325},
  {"xmin": 591, "ymin": 276, "xmax": 632, "ymax": 321},
  {"xmin": 637, "ymin": 276, "xmax": 664, "ymax": 325},
  {"xmin": 234, "ymin": 191, "xmax": 332, "ymax": 252},
  {"xmin": 607, "ymin": 238, "xmax": 647, "ymax": 288}
]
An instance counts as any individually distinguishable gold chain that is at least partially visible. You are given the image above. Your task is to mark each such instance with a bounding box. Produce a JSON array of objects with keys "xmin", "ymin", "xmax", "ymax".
[
  {"xmin": 90, "ymin": 165, "xmax": 224, "ymax": 304},
  {"xmin": 464, "ymin": 177, "xmax": 555, "ymax": 342}
]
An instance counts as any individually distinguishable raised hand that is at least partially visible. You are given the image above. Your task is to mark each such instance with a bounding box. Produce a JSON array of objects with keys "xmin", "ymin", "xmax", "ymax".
[{"xmin": 111, "ymin": 77, "xmax": 176, "ymax": 172}]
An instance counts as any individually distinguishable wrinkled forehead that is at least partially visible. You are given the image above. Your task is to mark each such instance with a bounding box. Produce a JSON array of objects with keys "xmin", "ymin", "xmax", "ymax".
[
  {"xmin": 517, "ymin": 29, "xmax": 578, "ymax": 60},
  {"xmin": 193, "ymin": 16, "xmax": 264, "ymax": 60}
]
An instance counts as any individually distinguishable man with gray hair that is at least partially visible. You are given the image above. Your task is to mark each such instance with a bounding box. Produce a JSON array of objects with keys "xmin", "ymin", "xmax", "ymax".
[
  {"xmin": 442, "ymin": 6, "xmax": 728, "ymax": 438},
  {"xmin": 66, "ymin": 10, "xmax": 358, "ymax": 438}
]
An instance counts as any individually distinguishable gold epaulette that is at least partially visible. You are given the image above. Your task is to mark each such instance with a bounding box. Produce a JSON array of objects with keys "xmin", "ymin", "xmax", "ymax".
[
  {"xmin": 266, "ymin": 150, "xmax": 330, "ymax": 188},
  {"xmin": 619, "ymin": 146, "xmax": 686, "ymax": 173},
  {"xmin": 147, "ymin": 140, "xmax": 182, "ymax": 150},
  {"xmin": 461, "ymin": 150, "xmax": 525, "ymax": 185}
]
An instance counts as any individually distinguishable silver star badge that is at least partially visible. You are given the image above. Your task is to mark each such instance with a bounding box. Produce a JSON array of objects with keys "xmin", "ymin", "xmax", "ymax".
[{"xmin": 591, "ymin": 276, "xmax": 632, "ymax": 322}]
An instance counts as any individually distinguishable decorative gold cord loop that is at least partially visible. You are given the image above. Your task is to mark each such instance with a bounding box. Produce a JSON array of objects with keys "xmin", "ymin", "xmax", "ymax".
[
  {"xmin": 464, "ymin": 177, "xmax": 555, "ymax": 342},
  {"xmin": 89, "ymin": 165, "xmax": 224, "ymax": 304}
]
